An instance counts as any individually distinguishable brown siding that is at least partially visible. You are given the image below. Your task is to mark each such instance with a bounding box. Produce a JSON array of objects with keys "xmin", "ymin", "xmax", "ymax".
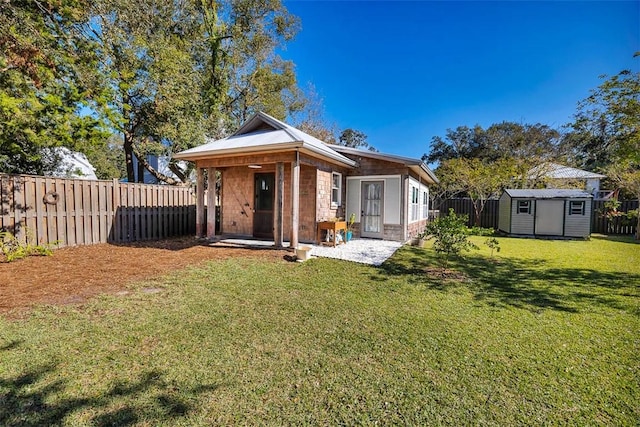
[
  {"xmin": 219, "ymin": 163, "xmax": 321, "ymax": 243},
  {"xmin": 344, "ymin": 155, "xmax": 408, "ymax": 176}
]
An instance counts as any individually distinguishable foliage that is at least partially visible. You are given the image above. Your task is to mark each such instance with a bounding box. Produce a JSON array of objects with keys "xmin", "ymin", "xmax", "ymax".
[
  {"xmin": 0, "ymin": 0, "xmax": 110, "ymax": 175},
  {"xmin": 423, "ymin": 122, "xmax": 560, "ymax": 166},
  {"xmin": 435, "ymin": 158, "xmax": 515, "ymax": 226},
  {"xmin": 466, "ymin": 226, "xmax": 495, "ymax": 236},
  {"xmin": 337, "ymin": 128, "xmax": 376, "ymax": 151},
  {"xmin": 562, "ymin": 54, "xmax": 640, "ymax": 171},
  {"xmin": 484, "ymin": 237, "xmax": 501, "ymax": 257},
  {"xmin": 346, "ymin": 212, "xmax": 356, "ymax": 231},
  {"xmin": 423, "ymin": 208, "xmax": 478, "ymax": 268},
  {"xmin": 0, "ymin": 229, "xmax": 55, "ymax": 262}
]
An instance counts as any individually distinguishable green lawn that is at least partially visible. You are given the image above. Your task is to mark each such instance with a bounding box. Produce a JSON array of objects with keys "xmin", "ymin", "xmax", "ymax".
[{"xmin": 1, "ymin": 236, "xmax": 638, "ymax": 425}]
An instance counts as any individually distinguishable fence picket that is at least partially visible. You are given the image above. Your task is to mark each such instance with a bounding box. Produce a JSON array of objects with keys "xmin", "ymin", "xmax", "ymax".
[{"xmin": 0, "ymin": 174, "xmax": 196, "ymax": 247}]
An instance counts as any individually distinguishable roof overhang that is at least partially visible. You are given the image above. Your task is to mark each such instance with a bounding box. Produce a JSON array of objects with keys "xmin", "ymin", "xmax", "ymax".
[{"xmin": 329, "ymin": 145, "xmax": 439, "ymax": 184}]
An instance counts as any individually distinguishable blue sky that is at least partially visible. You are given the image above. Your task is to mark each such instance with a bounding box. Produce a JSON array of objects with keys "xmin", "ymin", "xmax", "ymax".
[{"xmin": 282, "ymin": 1, "xmax": 639, "ymax": 159}]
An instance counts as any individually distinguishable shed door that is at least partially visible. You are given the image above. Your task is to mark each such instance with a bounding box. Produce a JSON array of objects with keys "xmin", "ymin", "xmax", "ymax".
[
  {"xmin": 535, "ymin": 200, "xmax": 564, "ymax": 236},
  {"xmin": 361, "ymin": 181, "xmax": 384, "ymax": 239},
  {"xmin": 253, "ymin": 173, "xmax": 274, "ymax": 239}
]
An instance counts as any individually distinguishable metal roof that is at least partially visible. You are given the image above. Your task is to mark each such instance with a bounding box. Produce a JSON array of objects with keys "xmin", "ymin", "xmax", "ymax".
[
  {"xmin": 504, "ymin": 189, "xmax": 593, "ymax": 199},
  {"xmin": 328, "ymin": 145, "xmax": 439, "ymax": 185},
  {"xmin": 174, "ymin": 112, "xmax": 356, "ymax": 167},
  {"xmin": 528, "ymin": 163, "xmax": 606, "ymax": 180}
]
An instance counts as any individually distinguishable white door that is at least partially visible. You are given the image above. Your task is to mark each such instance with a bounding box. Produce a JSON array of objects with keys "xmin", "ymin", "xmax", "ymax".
[
  {"xmin": 535, "ymin": 200, "xmax": 564, "ymax": 236},
  {"xmin": 361, "ymin": 181, "xmax": 384, "ymax": 238}
]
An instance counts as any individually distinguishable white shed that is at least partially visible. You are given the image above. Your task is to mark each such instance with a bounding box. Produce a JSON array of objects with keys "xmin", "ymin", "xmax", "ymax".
[{"xmin": 498, "ymin": 189, "xmax": 593, "ymax": 238}]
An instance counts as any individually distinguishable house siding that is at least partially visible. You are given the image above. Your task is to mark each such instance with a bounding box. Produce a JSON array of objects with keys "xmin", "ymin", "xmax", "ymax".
[{"xmin": 219, "ymin": 164, "xmax": 319, "ymax": 242}]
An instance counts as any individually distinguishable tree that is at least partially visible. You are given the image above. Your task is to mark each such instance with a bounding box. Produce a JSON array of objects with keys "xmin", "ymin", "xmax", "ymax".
[
  {"xmin": 423, "ymin": 208, "xmax": 478, "ymax": 270},
  {"xmin": 435, "ymin": 158, "xmax": 516, "ymax": 226},
  {"xmin": 563, "ymin": 55, "xmax": 639, "ymax": 171},
  {"xmin": 0, "ymin": 0, "xmax": 109, "ymax": 175},
  {"xmin": 337, "ymin": 128, "xmax": 376, "ymax": 151},
  {"xmin": 292, "ymin": 83, "xmax": 338, "ymax": 143},
  {"xmin": 424, "ymin": 122, "xmax": 560, "ymax": 166}
]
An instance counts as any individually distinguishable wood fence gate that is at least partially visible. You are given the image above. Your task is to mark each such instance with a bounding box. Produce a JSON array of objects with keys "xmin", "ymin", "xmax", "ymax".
[{"xmin": 1, "ymin": 174, "xmax": 196, "ymax": 247}]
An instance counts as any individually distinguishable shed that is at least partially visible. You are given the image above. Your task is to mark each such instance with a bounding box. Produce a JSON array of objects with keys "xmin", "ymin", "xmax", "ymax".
[{"xmin": 498, "ymin": 189, "xmax": 593, "ymax": 238}]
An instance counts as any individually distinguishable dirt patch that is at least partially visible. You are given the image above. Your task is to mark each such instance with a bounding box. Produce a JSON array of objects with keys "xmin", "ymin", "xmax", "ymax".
[{"xmin": 0, "ymin": 237, "xmax": 289, "ymax": 318}]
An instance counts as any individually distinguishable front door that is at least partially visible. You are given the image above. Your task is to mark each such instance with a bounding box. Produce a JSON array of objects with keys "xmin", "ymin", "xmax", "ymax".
[
  {"xmin": 361, "ymin": 181, "xmax": 384, "ymax": 239},
  {"xmin": 253, "ymin": 173, "xmax": 274, "ymax": 239}
]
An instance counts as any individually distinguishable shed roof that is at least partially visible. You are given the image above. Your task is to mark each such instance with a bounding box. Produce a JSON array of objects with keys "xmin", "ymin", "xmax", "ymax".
[
  {"xmin": 174, "ymin": 112, "xmax": 356, "ymax": 167},
  {"xmin": 528, "ymin": 163, "xmax": 606, "ymax": 180},
  {"xmin": 328, "ymin": 145, "xmax": 439, "ymax": 185},
  {"xmin": 504, "ymin": 189, "xmax": 593, "ymax": 199}
]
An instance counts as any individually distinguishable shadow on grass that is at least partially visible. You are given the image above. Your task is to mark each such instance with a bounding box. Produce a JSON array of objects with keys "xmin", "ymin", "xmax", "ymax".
[
  {"xmin": 0, "ymin": 346, "xmax": 221, "ymax": 426},
  {"xmin": 376, "ymin": 246, "xmax": 640, "ymax": 314}
]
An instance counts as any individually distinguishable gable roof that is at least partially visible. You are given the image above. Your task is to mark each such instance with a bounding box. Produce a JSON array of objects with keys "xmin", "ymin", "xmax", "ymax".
[
  {"xmin": 328, "ymin": 145, "xmax": 439, "ymax": 184},
  {"xmin": 504, "ymin": 189, "xmax": 593, "ymax": 199},
  {"xmin": 174, "ymin": 112, "xmax": 356, "ymax": 167},
  {"xmin": 528, "ymin": 163, "xmax": 606, "ymax": 180}
]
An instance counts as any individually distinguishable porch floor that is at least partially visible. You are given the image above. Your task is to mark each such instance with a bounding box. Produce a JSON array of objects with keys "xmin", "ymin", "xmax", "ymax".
[{"xmin": 212, "ymin": 237, "xmax": 402, "ymax": 266}]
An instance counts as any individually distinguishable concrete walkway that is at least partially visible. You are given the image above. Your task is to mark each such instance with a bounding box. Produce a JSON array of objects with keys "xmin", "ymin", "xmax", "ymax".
[{"xmin": 214, "ymin": 237, "xmax": 402, "ymax": 266}]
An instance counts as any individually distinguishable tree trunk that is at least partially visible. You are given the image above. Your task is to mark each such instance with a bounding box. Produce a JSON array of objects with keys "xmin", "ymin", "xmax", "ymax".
[
  {"xmin": 132, "ymin": 145, "xmax": 182, "ymax": 186},
  {"xmin": 124, "ymin": 134, "xmax": 135, "ymax": 183}
]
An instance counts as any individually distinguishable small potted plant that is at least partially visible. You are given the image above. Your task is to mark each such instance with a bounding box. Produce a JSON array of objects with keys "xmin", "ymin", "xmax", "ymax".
[{"xmin": 345, "ymin": 213, "xmax": 356, "ymax": 242}]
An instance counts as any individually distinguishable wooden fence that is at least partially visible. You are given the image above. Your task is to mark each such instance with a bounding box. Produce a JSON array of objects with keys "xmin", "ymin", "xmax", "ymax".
[
  {"xmin": 1, "ymin": 174, "xmax": 196, "ymax": 247},
  {"xmin": 437, "ymin": 198, "xmax": 638, "ymax": 236}
]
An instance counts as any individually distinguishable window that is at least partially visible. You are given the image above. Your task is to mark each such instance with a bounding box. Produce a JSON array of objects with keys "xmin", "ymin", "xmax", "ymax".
[
  {"xmin": 422, "ymin": 191, "xmax": 429, "ymax": 219},
  {"xmin": 569, "ymin": 200, "xmax": 585, "ymax": 215},
  {"xmin": 331, "ymin": 172, "xmax": 342, "ymax": 207},
  {"xmin": 517, "ymin": 200, "xmax": 531, "ymax": 214},
  {"xmin": 410, "ymin": 186, "xmax": 419, "ymax": 221}
]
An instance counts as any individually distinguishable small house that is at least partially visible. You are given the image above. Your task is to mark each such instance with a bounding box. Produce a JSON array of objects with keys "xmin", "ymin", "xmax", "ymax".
[
  {"xmin": 174, "ymin": 112, "xmax": 438, "ymax": 246},
  {"xmin": 498, "ymin": 189, "xmax": 593, "ymax": 238}
]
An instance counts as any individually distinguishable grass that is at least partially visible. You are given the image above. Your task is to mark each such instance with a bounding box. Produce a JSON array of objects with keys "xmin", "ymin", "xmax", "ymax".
[{"xmin": 1, "ymin": 236, "xmax": 638, "ymax": 425}]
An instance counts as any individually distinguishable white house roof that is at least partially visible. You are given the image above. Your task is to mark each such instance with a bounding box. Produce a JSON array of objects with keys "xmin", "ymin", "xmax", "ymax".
[
  {"xmin": 528, "ymin": 163, "xmax": 606, "ymax": 180},
  {"xmin": 504, "ymin": 189, "xmax": 593, "ymax": 199},
  {"xmin": 328, "ymin": 144, "xmax": 439, "ymax": 184},
  {"xmin": 174, "ymin": 112, "xmax": 356, "ymax": 167}
]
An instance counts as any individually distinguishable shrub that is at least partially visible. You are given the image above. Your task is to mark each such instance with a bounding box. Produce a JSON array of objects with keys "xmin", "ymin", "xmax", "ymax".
[
  {"xmin": 0, "ymin": 229, "xmax": 56, "ymax": 262},
  {"xmin": 466, "ymin": 226, "xmax": 495, "ymax": 236},
  {"xmin": 423, "ymin": 209, "xmax": 479, "ymax": 269}
]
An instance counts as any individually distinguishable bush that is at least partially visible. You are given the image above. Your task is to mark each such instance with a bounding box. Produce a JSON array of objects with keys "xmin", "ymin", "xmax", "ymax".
[
  {"xmin": 0, "ymin": 229, "xmax": 55, "ymax": 262},
  {"xmin": 423, "ymin": 209, "xmax": 478, "ymax": 269},
  {"xmin": 466, "ymin": 226, "xmax": 495, "ymax": 236}
]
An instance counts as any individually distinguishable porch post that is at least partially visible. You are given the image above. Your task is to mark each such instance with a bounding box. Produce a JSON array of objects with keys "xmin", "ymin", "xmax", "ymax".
[
  {"xmin": 274, "ymin": 162, "xmax": 284, "ymax": 248},
  {"xmin": 195, "ymin": 167, "xmax": 205, "ymax": 238},
  {"xmin": 290, "ymin": 152, "xmax": 300, "ymax": 248},
  {"xmin": 206, "ymin": 167, "xmax": 217, "ymax": 239}
]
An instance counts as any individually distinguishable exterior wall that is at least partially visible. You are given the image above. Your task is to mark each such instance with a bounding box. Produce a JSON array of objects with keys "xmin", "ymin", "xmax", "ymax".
[
  {"xmin": 316, "ymin": 169, "xmax": 339, "ymax": 222},
  {"xmin": 345, "ymin": 174, "xmax": 405, "ymax": 242},
  {"xmin": 564, "ymin": 198, "xmax": 592, "ymax": 238},
  {"xmin": 407, "ymin": 219, "xmax": 428, "ymax": 240},
  {"xmin": 510, "ymin": 198, "xmax": 535, "ymax": 235},
  {"xmin": 219, "ymin": 163, "xmax": 318, "ymax": 242},
  {"xmin": 498, "ymin": 192, "xmax": 512, "ymax": 233}
]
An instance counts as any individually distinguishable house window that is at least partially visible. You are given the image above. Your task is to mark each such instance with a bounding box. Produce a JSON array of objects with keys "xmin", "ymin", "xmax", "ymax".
[
  {"xmin": 331, "ymin": 172, "xmax": 342, "ymax": 207},
  {"xmin": 569, "ymin": 200, "xmax": 585, "ymax": 215},
  {"xmin": 422, "ymin": 191, "xmax": 429, "ymax": 219},
  {"xmin": 517, "ymin": 200, "xmax": 531, "ymax": 214},
  {"xmin": 410, "ymin": 186, "xmax": 419, "ymax": 221}
]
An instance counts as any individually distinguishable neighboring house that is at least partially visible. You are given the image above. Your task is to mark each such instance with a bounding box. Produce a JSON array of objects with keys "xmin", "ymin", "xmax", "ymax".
[
  {"xmin": 50, "ymin": 147, "xmax": 98, "ymax": 180},
  {"xmin": 174, "ymin": 112, "xmax": 438, "ymax": 246},
  {"xmin": 528, "ymin": 162, "xmax": 606, "ymax": 194},
  {"xmin": 498, "ymin": 189, "xmax": 593, "ymax": 239}
]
